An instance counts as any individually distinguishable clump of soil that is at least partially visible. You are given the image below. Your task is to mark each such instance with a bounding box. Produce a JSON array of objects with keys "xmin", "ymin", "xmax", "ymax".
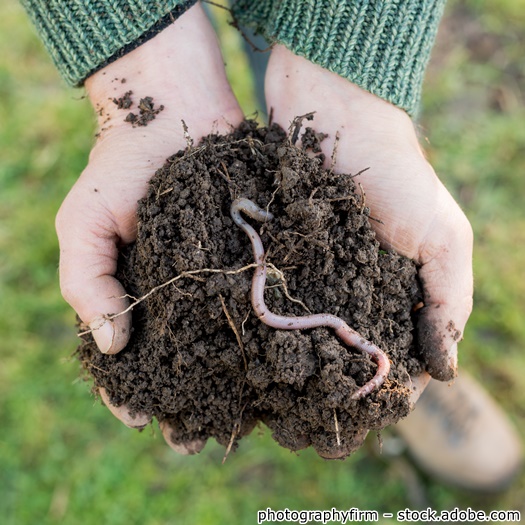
[
  {"xmin": 77, "ymin": 120, "xmax": 424, "ymax": 458},
  {"xmin": 123, "ymin": 95, "xmax": 164, "ymax": 127},
  {"xmin": 112, "ymin": 90, "xmax": 133, "ymax": 109}
]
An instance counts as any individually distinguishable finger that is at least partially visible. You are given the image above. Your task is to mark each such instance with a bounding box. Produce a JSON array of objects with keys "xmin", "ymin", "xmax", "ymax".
[
  {"xmin": 56, "ymin": 186, "xmax": 132, "ymax": 354},
  {"xmin": 312, "ymin": 428, "xmax": 369, "ymax": 459},
  {"xmin": 99, "ymin": 388, "xmax": 151, "ymax": 429},
  {"xmin": 159, "ymin": 421, "xmax": 207, "ymax": 455},
  {"xmin": 416, "ymin": 193, "xmax": 474, "ymax": 381},
  {"xmin": 405, "ymin": 371, "xmax": 431, "ymax": 407}
]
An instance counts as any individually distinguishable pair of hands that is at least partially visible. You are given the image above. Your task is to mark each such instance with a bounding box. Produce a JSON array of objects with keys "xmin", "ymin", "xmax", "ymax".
[{"xmin": 56, "ymin": 4, "xmax": 473, "ymax": 454}]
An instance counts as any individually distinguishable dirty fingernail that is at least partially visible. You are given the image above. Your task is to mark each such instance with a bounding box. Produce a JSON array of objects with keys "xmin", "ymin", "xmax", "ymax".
[
  {"xmin": 99, "ymin": 388, "xmax": 152, "ymax": 428},
  {"xmin": 166, "ymin": 437, "xmax": 206, "ymax": 455},
  {"xmin": 160, "ymin": 422, "xmax": 206, "ymax": 455},
  {"xmin": 89, "ymin": 317, "xmax": 115, "ymax": 354}
]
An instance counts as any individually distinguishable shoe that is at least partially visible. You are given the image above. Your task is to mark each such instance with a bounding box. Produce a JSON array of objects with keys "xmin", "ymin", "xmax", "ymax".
[{"xmin": 394, "ymin": 372, "xmax": 523, "ymax": 492}]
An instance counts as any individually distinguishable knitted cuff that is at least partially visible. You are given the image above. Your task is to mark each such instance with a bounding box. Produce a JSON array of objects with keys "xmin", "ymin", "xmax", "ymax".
[
  {"xmin": 233, "ymin": 0, "xmax": 446, "ymax": 117},
  {"xmin": 21, "ymin": 0, "xmax": 197, "ymax": 86}
]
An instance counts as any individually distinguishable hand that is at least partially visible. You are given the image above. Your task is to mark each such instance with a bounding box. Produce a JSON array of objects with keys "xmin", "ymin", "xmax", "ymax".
[
  {"xmin": 55, "ymin": 4, "xmax": 243, "ymax": 452},
  {"xmin": 265, "ymin": 46, "xmax": 473, "ymax": 411}
]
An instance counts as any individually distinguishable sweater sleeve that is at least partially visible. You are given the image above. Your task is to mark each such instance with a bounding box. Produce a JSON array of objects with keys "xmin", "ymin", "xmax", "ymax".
[
  {"xmin": 232, "ymin": 0, "xmax": 446, "ymax": 117},
  {"xmin": 20, "ymin": 0, "xmax": 197, "ymax": 86}
]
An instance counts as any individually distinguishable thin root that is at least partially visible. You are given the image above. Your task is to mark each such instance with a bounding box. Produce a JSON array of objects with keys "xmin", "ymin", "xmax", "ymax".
[
  {"xmin": 78, "ymin": 263, "xmax": 258, "ymax": 337},
  {"xmin": 219, "ymin": 294, "xmax": 247, "ymax": 371},
  {"xmin": 181, "ymin": 119, "xmax": 194, "ymax": 149},
  {"xmin": 330, "ymin": 131, "xmax": 340, "ymax": 173},
  {"xmin": 222, "ymin": 422, "xmax": 240, "ymax": 464},
  {"xmin": 266, "ymin": 262, "xmax": 311, "ymax": 314},
  {"xmin": 203, "ymin": 1, "xmax": 273, "ymax": 54},
  {"xmin": 358, "ymin": 182, "xmax": 366, "ymax": 213},
  {"xmin": 289, "ymin": 112, "xmax": 316, "ymax": 145},
  {"xmin": 334, "ymin": 409, "xmax": 341, "ymax": 447}
]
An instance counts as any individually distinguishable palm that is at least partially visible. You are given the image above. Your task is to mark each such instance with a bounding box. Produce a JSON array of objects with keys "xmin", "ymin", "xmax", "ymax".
[
  {"xmin": 266, "ymin": 45, "xmax": 473, "ymax": 388},
  {"xmin": 54, "ymin": 3, "xmax": 244, "ymax": 453}
]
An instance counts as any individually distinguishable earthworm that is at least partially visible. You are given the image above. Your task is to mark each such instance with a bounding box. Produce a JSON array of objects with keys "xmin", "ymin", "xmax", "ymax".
[{"xmin": 230, "ymin": 198, "xmax": 391, "ymax": 400}]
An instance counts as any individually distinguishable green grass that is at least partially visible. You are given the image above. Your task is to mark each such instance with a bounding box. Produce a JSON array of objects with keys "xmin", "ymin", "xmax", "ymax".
[{"xmin": 1, "ymin": 1, "xmax": 524, "ymax": 523}]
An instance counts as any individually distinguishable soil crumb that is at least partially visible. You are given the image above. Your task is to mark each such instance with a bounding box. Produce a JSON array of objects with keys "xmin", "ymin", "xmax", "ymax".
[
  {"xmin": 124, "ymin": 96, "xmax": 164, "ymax": 127},
  {"xmin": 112, "ymin": 90, "xmax": 133, "ymax": 110},
  {"xmin": 77, "ymin": 121, "xmax": 424, "ymax": 458}
]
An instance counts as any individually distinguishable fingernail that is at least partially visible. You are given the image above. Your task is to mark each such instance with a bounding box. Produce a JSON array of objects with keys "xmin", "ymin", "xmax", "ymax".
[
  {"xmin": 89, "ymin": 317, "xmax": 115, "ymax": 354},
  {"xmin": 166, "ymin": 437, "xmax": 206, "ymax": 455},
  {"xmin": 118, "ymin": 411, "xmax": 151, "ymax": 429},
  {"xmin": 160, "ymin": 422, "xmax": 206, "ymax": 455},
  {"xmin": 99, "ymin": 388, "xmax": 152, "ymax": 428}
]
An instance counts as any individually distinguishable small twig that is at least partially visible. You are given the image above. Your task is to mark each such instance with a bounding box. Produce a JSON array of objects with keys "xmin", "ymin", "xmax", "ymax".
[
  {"xmin": 116, "ymin": 293, "xmax": 139, "ymax": 301},
  {"xmin": 219, "ymin": 294, "xmax": 247, "ymax": 371},
  {"xmin": 219, "ymin": 161, "xmax": 231, "ymax": 182},
  {"xmin": 265, "ymin": 183, "xmax": 281, "ymax": 218},
  {"xmin": 404, "ymin": 369, "xmax": 414, "ymax": 392},
  {"xmin": 330, "ymin": 131, "xmax": 340, "ymax": 172},
  {"xmin": 286, "ymin": 231, "xmax": 314, "ymax": 239},
  {"xmin": 223, "ymin": 421, "xmax": 240, "ymax": 464},
  {"xmin": 376, "ymin": 432, "xmax": 384, "ymax": 453},
  {"xmin": 308, "ymin": 187, "xmax": 319, "ymax": 207},
  {"xmin": 334, "ymin": 409, "xmax": 341, "ymax": 447},
  {"xmin": 326, "ymin": 196, "xmax": 354, "ymax": 203},
  {"xmin": 186, "ymin": 274, "xmax": 207, "ymax": 283},
  {"xmin": 222, "ymin": 385, "xmax": 247, "ymax": 464},
  {"xmin": 191, "ymin": 240, "xmax": 210, "ymax": 252},
  {"xmin": 348, "ymin": 167, "xmax": 370, "ymax": 179},
  {"xmin": 181, "ymin": 120, "xmax": 193, "ymax": 149},
  {"xmin": 358, "ymin": 182, "xmax": 366, "ymax": 213},
  {"xmin": 173, "ymin": 285, "xmax": 193, "ymax": 298},
  {"xmin": 158, "ymin": 187, "xmax": 174, "ymax": 198},
  {"xmin": 289, "ymin": 112, "xmax": 316, "ymax": 145},
  {"xmin": 266, "ymin": 263, "xmax": 311, "ymax": 314},
  {"xmin": 154, "ymin": 183, "xmax": 170, "ymax": 201},
  {"xmin": 264, "ymin": 230, "xmax": 288, "ymax": 255},
  {"xmin": 171, "ymin": 145, "xmax": 206, "ymax": 168},
  {"xmin": 87, "ymin": 363, "xmax": 109, "ymax": 374},
  {"xmin": 241, "ymin": 310, "xmax": 250, "ymax": 336},
  {"xmin": 203, "ymin": 1, "xmax": 272, "ymax": 53},
  {"xmin": 268, "ymin": 106, "xmax": 274, "ymax": 127}
]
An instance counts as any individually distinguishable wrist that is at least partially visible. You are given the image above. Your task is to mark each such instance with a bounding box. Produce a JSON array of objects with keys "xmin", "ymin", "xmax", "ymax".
[
  {"xmin": 266, "ymin": 46, "xmax": 421, "ymax": 153},
  {"xmin": 86, "ymin": 3, "xmax": 241, "ymax": 137},
  {"xmin": 236, "ymin": 0, "xmax": 445, "ymax": 117}
]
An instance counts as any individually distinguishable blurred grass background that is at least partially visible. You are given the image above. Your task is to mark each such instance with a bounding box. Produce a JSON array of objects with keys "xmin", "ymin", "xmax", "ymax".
[{"xmin": 1, "ymin": 0, "xmax": 524, "ymax": 523}]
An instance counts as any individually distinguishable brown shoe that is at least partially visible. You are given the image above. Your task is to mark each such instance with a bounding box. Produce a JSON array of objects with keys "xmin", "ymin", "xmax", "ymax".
[{"xmin": 394, "ymin": 373, "xmax": 523, "ymax": 491}]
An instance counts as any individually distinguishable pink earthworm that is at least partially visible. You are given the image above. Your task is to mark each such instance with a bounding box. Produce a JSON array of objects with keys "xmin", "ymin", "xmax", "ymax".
[{"xmin": 230, "ymin": 197, "xmax": 391, "ymax": 400}]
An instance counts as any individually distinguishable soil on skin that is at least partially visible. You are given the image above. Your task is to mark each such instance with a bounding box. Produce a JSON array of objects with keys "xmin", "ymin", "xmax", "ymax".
[
  {"xmin": 77, "ymin": 120, "xmax": 424, "ymax": 458},
  {"xmin": 123, "ymin": 95, "xmax": 164, "ymax": 127},
  {"xmin": 112, "ymin": 90, "xmax": 133, "ymax": 110}
]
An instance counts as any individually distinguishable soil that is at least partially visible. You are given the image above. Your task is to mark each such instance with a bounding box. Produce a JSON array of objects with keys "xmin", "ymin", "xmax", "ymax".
[
  {"xmin": 77, "ymin": 120, "xmax": 424, "ymax": 459},
  {"xmin": 119, "ymin": 94, "xmax": 164, "ymax": 127},
  {"xmin": 112, "ymin": 90, "xmax": 133, "ymax": 110}
]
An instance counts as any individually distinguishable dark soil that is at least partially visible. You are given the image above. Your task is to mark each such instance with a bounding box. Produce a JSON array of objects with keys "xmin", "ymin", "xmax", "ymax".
[
  {"xmin": 112, "ymin": 90, "xmax": 133, "ymax": 110},
  {"xmin": 77, "ymin": 120, "xmax": 424, "ymax": 458},
  {"xmin": 121, "ymin": 95, "xmax": 164, "ymax": 127}
]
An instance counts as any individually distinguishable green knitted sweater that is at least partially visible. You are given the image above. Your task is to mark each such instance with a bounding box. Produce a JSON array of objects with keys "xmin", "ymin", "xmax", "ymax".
[
  {"xmin": 21, "ymin": 0, "xmax": 446, "ymax": 117},
  {"xmin": 20, "ymin": 0, "xmax": 197, "ymax": 86}
]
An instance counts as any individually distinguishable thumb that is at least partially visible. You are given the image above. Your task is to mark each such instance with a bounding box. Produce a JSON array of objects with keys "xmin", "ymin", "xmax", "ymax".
[
  {"xmin": 416, "ymin": 198, "xmax": 473, "ymax": 381},
  {"xmin": 56, "ymin": 190, "xmax": 132, "ymax": 354}
]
